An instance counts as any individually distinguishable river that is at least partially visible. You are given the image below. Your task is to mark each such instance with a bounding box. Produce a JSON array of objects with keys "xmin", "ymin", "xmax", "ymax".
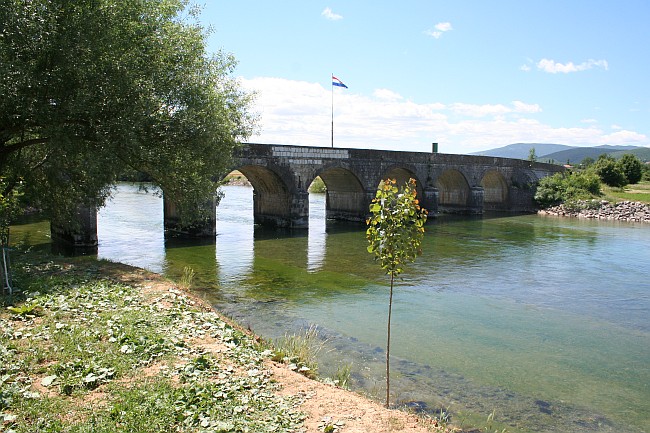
[{"xmin": 11, "ymin": 183, "xmax": 650, "ymax": 433}]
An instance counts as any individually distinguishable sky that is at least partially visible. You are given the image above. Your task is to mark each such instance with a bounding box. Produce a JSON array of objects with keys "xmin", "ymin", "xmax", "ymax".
[{"xmin": 199, "ymin": 1, "xmax": 650, "ymax": 155}]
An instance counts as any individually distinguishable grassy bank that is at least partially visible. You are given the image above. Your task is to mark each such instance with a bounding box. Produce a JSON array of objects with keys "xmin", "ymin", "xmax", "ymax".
[
  {"xmin": 0, "ymin": 254, "xmax": 304, "ymax": 432},
  {"xmin": 602, "ymin": 181, "xmax": 650, "ymax": 204},
  {"xmin": 0, "ymin": 252, "xmax": 456, "ymax": 433}
]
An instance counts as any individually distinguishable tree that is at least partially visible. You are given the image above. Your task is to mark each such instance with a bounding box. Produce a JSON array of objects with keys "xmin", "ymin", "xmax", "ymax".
[
  {"xmin": 643, "ymin": 163, "xmax": 650, "ymax": 182},
  {"xmin": 594, "ymin": 155, "xmax": 627, "ymax": 187},
  {"xmin": 580, "ymin": 157, "xmax": 595, "ymax": 168},
  {"xmin": 527, "ymin": 147, "xmax": 537, "ymax": 163},
  {"xmin": 366, "ymin": 178, "xmax": 427, "ymax": 408},
  {"xmin": 0, "ymin": 0, "xmax": 256, "ymax": 234},
  {"xmin": 534, "ymin": 170, "xmax": 601, "ymax": 207},
  {"xmin": 617, "ymin": 154, "xmax": 643, "ymax": 185}
]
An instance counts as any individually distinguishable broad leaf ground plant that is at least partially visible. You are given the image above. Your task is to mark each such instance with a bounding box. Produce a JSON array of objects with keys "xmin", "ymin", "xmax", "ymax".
[
  {"xmin": 366, "ymin": 178, "xmax": 427, "ymax": 408},
  {"xmin": 0, "ymin": 257, "xmax": 304, "ymax": 432}
]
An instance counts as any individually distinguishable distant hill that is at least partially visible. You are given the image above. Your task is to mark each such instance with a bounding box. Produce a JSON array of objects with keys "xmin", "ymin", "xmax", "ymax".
[
  {"xmin": 543, "ymin": 145, "xmax": 646, "ymax": 164},
  {"xmin": 471, "ymin": 143, "xmax": 571, "ymax": 159},
  {"xmin": 472, "ymin": 143, "xmax": 650, "ymax": 163},
  {"xmin": 610, "ymin": 147, "xmax": 650, "ymax": 161}
]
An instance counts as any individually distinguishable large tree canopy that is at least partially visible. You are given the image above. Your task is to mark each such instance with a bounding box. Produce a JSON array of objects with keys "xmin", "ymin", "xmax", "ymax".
[{"xmin": 0, "ymin": 0, "xmax": 256, "ymax": 230}]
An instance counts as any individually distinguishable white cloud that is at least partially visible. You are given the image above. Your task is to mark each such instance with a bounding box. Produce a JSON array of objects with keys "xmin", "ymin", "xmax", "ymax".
[
  {"xmin": 239, "ymin": 76, "xmax": 647, "ymax": 154},
  {"xmin": 512, "ymin": 101, "xmax": 542, "ymax": 114},
  {"xmin": 424, "ymin": 22, "xmax": 453, "ymax": 39},
  {"xmin": 450, "ymin": 101, "xmax": 541, "ymax": 118},
  {"xmin": 536, "ymin": 58, "xmax": 609, "ymax": 74},
  {"xmin": 373, "ymin": 88, "xmax": 404, "ymax": 101},
  {"xmin": 321, "ymin": 7, "xmax": 342, "ymax": 21}
]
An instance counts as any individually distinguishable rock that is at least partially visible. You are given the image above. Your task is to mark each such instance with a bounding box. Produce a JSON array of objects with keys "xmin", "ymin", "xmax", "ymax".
[{"xmin": 539, "ymin": 200, "xmax": 650, "ymax": 223}]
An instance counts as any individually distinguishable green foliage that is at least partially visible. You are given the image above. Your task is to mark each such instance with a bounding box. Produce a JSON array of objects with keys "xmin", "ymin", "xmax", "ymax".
[
  {"xmin": 580, "ymin": 156, "xmax": 595, "ymax": 167},
  {"xmin": 366, "ymin": 178, "xmax": 427, "ymax": 408},
  {"xmin": 617, "ymin": 154, "xmax": 643, "ymax": 184},
  {"xmin": 0, "ymin": 177, "xmax": 24, "ymax": 245},
  {"xmin": 1, "ymin": 255, "xmax": 305, "ymax": 432},
  {"xmin": 0, "ymin": 0, "xmax": 256, "ymax": 228},
  {"xmin": 594, "ymin": 155, "xmax": 628, "ymax": 187},
  {"xmin": 534, "ymin": 170, "xmax": 602, "ymax": 207},
  {"xmin": 527, "ymin": 147, "xmax": 537, "ymax": 163},
  {"xmin": 333, "ymin": 363, "xmax": 352, "ymax": 389},
  {"xmin": 643, "ymin": 164, "xmax": 650, "ymax": 182},
  {"xmin": 308, "ymin": 176, "xmax": 327, "ymax": 193},
  {"xmin": 366, "ymin": 178, "xmax": 427, "ymax": 278}
]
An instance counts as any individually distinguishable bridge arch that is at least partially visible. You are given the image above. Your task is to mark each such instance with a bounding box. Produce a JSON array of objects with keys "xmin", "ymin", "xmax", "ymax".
[
  {"xmin": 383, "ymin": 166, "xmax": 417, "ymax": 185},
  {"xmin": 435, "ymin": 169, "xmax": 471, "ymax": 211},
  {"xmin": 381, "ymin": 165, "xmax": 427, "ymax": 203},
  {"xmin": 481, "ymin": 170, "xmax": 509, "ymax": 209},
  {"xmin": 235, "ymin": 164, "xmax": 306, "ymax": 228},
  {"xmin": 316, "ymin": 166, "xmax": 366, "ymax": 222}
]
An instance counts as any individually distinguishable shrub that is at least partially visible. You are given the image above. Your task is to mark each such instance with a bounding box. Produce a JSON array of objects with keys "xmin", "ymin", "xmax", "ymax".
[{"xmin": 534, "ymin": 170, "xmax": 601, "ymax": 207}]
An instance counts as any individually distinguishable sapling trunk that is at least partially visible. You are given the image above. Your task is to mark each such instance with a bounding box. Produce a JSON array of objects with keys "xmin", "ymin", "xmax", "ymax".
[{"xmin": 386, "ymin": 273, "xmax": 394, "ymax": 408}]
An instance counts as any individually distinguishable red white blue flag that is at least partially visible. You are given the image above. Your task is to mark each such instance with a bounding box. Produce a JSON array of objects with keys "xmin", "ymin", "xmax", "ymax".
[{"xmin": 332, "ymin": 75, "xmax": 348, "ymax": 88}]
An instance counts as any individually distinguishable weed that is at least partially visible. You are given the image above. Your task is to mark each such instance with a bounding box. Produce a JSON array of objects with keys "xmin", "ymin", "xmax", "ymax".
[
  {"xmin": 6, "ymin": 301, "xmax": 41, "ymax": 316},
  {"xmin": 433, "ymin": 408, "xmax": 452, "ymax": 429},
  {"xmin": 178, "ymin": 265, "xmax": 195, "ymax": 290},
  {"xmin": 332, "ymin": 362, "xmax": 352, "ymax": 389},
  {"xmin": 272, "ymin": 325, "xmax": 324, "ymax": 379},
  {"xmin": 484, "ymin": 410, "xmax": 510, "ymax": 433}
]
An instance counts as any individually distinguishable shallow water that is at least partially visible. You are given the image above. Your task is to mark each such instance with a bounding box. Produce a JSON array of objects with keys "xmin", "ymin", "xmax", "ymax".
[{"xmin": 13, "ymin": 183, "xmax": 650, "ymax": 432}]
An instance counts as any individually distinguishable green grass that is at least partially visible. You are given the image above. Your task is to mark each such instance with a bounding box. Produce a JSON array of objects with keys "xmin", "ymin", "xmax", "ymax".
[
  {"xmin": 0, "ymin": 254, "xmax": 305, "ymax": 432},
  {"xmin": 602, "ymin": 181, "xmax": 650, "ymax": 204},
  {"xmin": 271, "ymin": 325, "xmax": 324, "ymax": 379}
]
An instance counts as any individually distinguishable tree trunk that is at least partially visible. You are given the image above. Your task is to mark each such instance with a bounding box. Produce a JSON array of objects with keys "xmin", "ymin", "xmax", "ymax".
[{"xmin": 385, "ymin": 273, "xmax": 394, "ymax": 408}]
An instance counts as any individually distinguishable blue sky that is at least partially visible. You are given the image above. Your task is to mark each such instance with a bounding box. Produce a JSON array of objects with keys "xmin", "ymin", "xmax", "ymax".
[{"xmin": 200, "ymin": 1, "xmax": 649, "ymax": 154}]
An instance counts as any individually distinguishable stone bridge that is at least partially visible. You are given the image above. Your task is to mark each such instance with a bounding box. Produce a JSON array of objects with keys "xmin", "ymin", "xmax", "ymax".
[
  {"xmin": 55, "ymin": 143, "xmax": 564, "ymax": 249},
  {"xmin": 194, "ymin": 143, "xmax": 564, "ymax": 229}
]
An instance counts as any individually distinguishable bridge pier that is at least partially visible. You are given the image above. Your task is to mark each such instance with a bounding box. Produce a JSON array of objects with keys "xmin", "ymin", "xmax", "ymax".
[
  {"xmin": 253, "ymin": 189, "xmax": 309, "ymax": 228},
  {"xmin": 469, "ymin": 186, "xmax": 485, "ymax": 214},
  {"xmin": 325, "ymin": 190, "xmax": 369, "ymax": 223},
  {"xmin": 51, "ymin": 205, "xmax": 98, "ymax": 253},
  {"xmin": 163, "ymin": 195, "xmax": 217, "ymax": 237},
  {"xmin": 422, "ymin": 187, "xmax": 439, "ymax": 215}
]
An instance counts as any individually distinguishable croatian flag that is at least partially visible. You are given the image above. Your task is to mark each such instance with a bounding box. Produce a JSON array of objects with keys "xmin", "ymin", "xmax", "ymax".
[{"xmin": 332, "ymin": 75, "xmax": 348, "ymax": 88}]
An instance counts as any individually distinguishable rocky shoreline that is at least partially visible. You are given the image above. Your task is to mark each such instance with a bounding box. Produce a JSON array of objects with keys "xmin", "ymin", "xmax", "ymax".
[{"xmin": 538, "ymin": 200, "xmax": 650, "ymax": 223}]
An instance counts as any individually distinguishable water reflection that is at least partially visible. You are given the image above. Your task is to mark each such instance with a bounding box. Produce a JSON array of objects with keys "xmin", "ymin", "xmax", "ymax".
[
  {"xmin": 97, "ymin": 184, "xmax": 165, "ymax": 273},
  {"xmin": 215, "ymin": 185, "xmax": 254, "ymax": 285},
  {"xmin": 307, "ymin": 192, "xmax": 326, "ymax": 272},
  {"xmin": 88, "ymin": 183, "xmax": 650, "ymax": 433}
]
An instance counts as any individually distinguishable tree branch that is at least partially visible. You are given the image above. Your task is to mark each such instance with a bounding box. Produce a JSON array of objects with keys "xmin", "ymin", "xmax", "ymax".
[{"xmin": 0, "ymin": 137, "xmax": 50, "ymax": 159}]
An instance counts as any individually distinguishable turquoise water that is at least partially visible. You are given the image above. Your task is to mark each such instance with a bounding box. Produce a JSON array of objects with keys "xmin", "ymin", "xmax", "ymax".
[{"xmin": 12, "ymin": 183, "xmax": 650, "ymax": 432}]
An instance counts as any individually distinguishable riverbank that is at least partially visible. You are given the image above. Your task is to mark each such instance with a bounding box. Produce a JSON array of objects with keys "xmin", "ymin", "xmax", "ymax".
[
  {"xmin": 538, "ymin": 200, "xmax": 650, "ymax": 223},
  {"xmin": 0, "ymin": 253, "xmax": 455, "ymax": 432}
]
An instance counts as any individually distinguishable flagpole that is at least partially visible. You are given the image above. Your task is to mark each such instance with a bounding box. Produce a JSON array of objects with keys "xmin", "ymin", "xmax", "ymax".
[{"xmin": 331, "ymin": 73, "xmax": 334, "ymax": 148}]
